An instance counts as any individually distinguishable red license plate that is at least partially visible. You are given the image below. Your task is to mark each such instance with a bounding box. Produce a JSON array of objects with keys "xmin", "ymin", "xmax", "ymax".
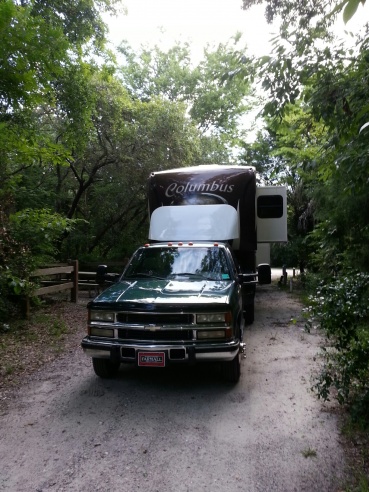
[{"xmin": 138, "ymin": 352, "xmax": 165, "ymax": 367}]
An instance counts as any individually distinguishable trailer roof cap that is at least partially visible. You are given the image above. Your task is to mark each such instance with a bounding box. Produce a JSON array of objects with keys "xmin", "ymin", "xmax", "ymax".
[{"xmin": 149, "ymin": 204, "xmax": 239, "ymax": 242}]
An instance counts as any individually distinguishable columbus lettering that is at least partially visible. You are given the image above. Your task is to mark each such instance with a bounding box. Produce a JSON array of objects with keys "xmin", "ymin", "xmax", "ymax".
[{"xmin": 165, "ymin": 181, "xmax": 234, "ymax": 197}]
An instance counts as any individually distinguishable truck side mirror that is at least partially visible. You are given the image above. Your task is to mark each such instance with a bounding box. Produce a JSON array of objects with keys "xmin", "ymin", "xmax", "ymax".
[
  {"xmin": 96, "ymin": 265, "xmax": 108, "ymax": 287},
  {"xmin": 96, "ymin": 265, "xmax": 120, "ymax": 288},
  {"xmin": 258, "ymin": 264, "xmax": 271, "ymax": 284}
]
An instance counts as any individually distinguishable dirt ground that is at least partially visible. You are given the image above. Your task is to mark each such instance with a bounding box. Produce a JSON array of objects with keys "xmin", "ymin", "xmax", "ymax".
[{"xmin": 0, "ymin": 282, "xmax": 353, "ymax": 491}]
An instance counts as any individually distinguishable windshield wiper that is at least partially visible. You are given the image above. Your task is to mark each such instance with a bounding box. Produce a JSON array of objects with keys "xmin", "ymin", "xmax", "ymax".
[
  {"xmin": 126, "ymin": 272, "xmax": 166, "ymax": 280},
  {"xmin": 171, "ymin": 273, "xmax": 210, "ymax": 280}
]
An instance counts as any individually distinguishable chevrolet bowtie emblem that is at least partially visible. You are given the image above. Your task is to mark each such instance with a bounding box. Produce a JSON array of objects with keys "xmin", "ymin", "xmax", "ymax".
[{"xmin": 144, "ymin": 325, "xmax": 162, "ymax": 331}]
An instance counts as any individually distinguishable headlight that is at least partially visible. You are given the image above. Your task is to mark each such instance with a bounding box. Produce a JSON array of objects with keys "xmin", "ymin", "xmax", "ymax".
[
  {"xmin": 90, "ymin": 327, "xmax": 114, "ymax": 338},
  {"xmin": 90, "ymin": 311, "xmax": 115, "ymax": 322},
  {"xmin": 196, "ymin": 313, "xmax": 230, "ymax": 324}
]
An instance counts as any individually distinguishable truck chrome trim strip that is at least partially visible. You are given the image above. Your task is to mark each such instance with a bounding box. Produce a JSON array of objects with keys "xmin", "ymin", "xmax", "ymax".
[
  {"xmin": 196, "ymin": 350, "xmax": 238, "ymax": 361},
  {"xmin": 82, "ymin": 348, "xmax": 111, "ymax": 358}
]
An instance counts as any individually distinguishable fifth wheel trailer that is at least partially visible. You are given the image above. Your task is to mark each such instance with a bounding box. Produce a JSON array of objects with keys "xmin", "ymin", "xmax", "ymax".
[{"xmin": 147, "ymin": 164, "xmax": 287, "ymax": 323}]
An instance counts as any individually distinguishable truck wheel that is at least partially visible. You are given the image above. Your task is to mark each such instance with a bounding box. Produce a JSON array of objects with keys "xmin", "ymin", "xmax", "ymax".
[
  {"xmin": 92, "ymin": 358, "xmax": 120, "ymax": 379},
  {"xmin": 244, "ymin": 302, "xmax": 254, "ymax": 325},
  {"xmin": 222, "ymin": 351, "xmax": 241, "ymax": 383}
]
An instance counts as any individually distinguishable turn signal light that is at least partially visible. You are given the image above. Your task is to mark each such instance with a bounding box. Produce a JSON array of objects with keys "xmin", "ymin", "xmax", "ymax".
[{"xmin": 197, "ymin": 330, "xmax": 225, "ymax": 339}]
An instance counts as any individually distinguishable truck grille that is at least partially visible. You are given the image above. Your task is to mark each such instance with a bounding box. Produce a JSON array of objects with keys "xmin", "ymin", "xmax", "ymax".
[
  {"xmin": 117, "ymin": 328, "xmax": 193, "ymax": 341},
  {"xmin": 116, "ymin": 312, "xmax": 194, "ymax": 325}
]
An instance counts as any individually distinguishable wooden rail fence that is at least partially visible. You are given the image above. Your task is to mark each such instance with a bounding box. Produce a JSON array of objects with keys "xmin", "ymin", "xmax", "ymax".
[
  {"xmin": 25, "ymin": 261, "xmax": 79, "ymax": 319},
  {"xmin": 25, "ymin": 260, "xmax": 127, "ymax": 318}
]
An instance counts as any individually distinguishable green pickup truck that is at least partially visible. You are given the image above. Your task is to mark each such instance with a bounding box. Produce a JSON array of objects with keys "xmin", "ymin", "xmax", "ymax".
[{"xmin": 82, "ymin": 242, "xmax": 246, "ymax": 382}]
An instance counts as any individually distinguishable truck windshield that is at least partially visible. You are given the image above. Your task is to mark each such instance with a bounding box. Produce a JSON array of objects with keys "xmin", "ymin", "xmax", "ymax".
[{"xmin": 124, "ymin": 247, "xmax": 231, "ymax": 281}]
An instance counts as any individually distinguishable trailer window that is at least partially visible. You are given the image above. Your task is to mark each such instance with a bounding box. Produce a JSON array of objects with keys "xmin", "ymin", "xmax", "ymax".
[{"xmin": 257, "ymin": 195, "xmax": 283, "ymax": 219}]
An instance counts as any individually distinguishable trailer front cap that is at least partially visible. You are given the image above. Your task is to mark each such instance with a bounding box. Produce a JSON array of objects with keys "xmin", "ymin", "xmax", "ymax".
[{"xmin": 149, "ymin": 204, "xmax": 239, "ymax": 242}]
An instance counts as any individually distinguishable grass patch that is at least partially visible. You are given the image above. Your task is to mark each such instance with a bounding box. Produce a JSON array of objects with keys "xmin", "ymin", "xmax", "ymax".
[
  {"xmin": 49, "ymin": 318, "xmax": 69, "ymax": 338},
  {"xmin": 302, "ymin": 447, "xmax": 317, "ymax": 458},
  {"xmin": 4, "ymin": 365, "xmax": 16, "ymax": 375}
]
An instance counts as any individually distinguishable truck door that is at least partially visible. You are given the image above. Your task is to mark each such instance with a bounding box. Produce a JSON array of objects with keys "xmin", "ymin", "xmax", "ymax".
[{"xmin": 256, "ymin": 187, "xmax": 287, "ymax": 242}]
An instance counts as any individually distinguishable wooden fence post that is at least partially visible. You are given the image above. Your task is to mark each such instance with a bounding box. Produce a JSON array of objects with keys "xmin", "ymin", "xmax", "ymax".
[
  {"xmin": 24, "ymin": 296, "xmax": 30, "ymax": 320},
  {"xmin": 70, "ymin": 259, "xmax": 78, "ymax": 303}
]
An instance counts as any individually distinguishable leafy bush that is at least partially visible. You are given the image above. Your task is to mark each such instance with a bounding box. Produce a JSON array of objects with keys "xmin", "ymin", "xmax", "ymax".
[
  {"xmin": 304, "ymin": 273, "xmax": 369, "ymax": 423},
  {"xmin": 271, "ymin": 237, "xmax": 309, "ymax": 272},
  {"xmin": 0, "ymin": 203, "xmax": 34, "ymax": 320},
  {"xmin": 0, "ymin": 207, "xmax": 76, "ymax": 321},
  {"xmin": 10, "ymin": 209, "xmax": 75, "ymax": 265}
]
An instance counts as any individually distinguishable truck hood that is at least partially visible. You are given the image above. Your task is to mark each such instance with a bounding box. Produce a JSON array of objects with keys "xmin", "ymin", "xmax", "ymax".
[{"xmin": 92, "ymin": 278, "xmax": 234, "ymax": 306}]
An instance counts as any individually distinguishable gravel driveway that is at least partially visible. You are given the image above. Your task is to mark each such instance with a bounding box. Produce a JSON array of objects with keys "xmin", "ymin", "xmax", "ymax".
[{"xmin": 0, "ymin": 283, "xmax": 347, "ymax": 491}]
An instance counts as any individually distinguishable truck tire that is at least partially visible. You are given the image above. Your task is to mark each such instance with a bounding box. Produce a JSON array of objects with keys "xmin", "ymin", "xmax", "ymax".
[
  {"xmin": 258, "ymin": 263, "xmax": 271, "ymax": 284},
  {"xmin": 92, "ymin": 358, "xmax": 120, "ymax": 379},
  {"xmin": 222, "ymin": 351, "xmax": 241, "ymax": 383},
  {"xmin": 244, "ymin": 302, "xmax": 254, "ymax": 325}
]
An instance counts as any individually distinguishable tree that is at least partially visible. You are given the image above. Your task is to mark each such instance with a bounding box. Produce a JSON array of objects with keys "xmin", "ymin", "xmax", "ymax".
[
  {"xmin": 0, "ymin": 0, "xmax": 119, "ymax": 113},
  {"xmin": 240, "ymin": 103, "xmax": 326, "ymax": 270},
  {"xmin": 0, "ymin": 0, "xmax": 122, "ymax": 318},
  {"xmin": 16, "ymin": 72, "xmax": 202, "ymax": 260},
  {"xmin": 118, "ymin": 38, "xmax": 254, "ymax": 160},
  {"xmin": 242, "ymin": 0, "xmax": 367, "ymax": 25},
  {"xmin": 233, "ymin": 0, "xmax": 369, "ymax": 273},
  {"xmin": 0, "ymin": 0, "xmax": 121, "ymax": 202},
  {"xmin": 240, "ymin": 0, "xmax": 369, "ymax": 417}
]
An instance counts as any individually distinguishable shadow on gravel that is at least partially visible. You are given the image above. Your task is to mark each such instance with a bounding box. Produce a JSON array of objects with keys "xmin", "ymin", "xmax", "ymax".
[
  {"xmin": 57, "ymin": 360, "xmax": 247, "ymax": 424},
  {"xmin": 78, "ymin": 360, "xmax": 241, "ymax": 397}
]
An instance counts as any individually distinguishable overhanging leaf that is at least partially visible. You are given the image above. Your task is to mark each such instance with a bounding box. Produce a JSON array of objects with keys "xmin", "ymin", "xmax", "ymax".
[
  {"xmin": 343, "ymin": 0, "xmax": 361, "ymax": 23},
  {"xmin": 328, "ymin": 0, "xmax": 348, "ymax": 18}
]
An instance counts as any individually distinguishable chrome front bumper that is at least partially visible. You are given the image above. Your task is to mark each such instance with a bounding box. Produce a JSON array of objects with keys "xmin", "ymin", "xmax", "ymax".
[{"xmin": 81, "ymin": 337, "xmax": 240, "ymax": 363}]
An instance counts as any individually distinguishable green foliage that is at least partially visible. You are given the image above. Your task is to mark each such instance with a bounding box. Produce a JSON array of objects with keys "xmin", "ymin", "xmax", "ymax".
[
  {"xmin": 0, "ymin": 200, "xmax": 32, "ymax": 319},
  {"xmin": 239, "ymin": 0, "xmax": 369, "ymax": 431},
  {"xmin": 118, "ymin": 42, "xmax": 196, "ymax": 102},
  {"xmin": 0, "ymin": 206, "xmax": 77, "ymax": 320},
  {"xmin": 0, "ymin": 0, "xmax": 125, "ymax": 321},
  {"xmin": 0, "ymin": 0, "xmax": 67, "ymax": 111},
  {"xmin": 306, "ymin": 175, "xmax": 369, "ymax": 275},
  {"xmin": 48, "ymin": 72, "xmax": 202, "ymax": 259},
  {"xmin": 10, "ymin": 209, "xmax": 76, "ymax": 265},
  {"xmin": 342, "ymin": 0, "xmax": 367, "ymax": 24},
  {"xmin": 242, "ymin": 0, "xmax": 366, "ymax": 29},
  {"xmin": 48, "ymin": 317, "xmax": 69, "ymax": 338},
  {"xmin": 0, "ymin": 0, "xmax": 117, "ymax": 113},
  {"xmin": 118, "ymin": 38, "xmax": 254, "ymax": 157},
  {"xmin": 242, "ymin": 105, "xmax": 322, "ymax": 270},
  {"xmin": 305, "ymin": 273, "xmax": 369, "ymax": 422},
  {"xmin": 242, "ymin": 0, "xmax": 333, "ymax": 25},
  {"xmin": 190, "ymin": 40, "xmax": 253, "ymax": 137},
  {"xmin": 244, "ymin": 35, "xmax": 369, "ymax": 273}
]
